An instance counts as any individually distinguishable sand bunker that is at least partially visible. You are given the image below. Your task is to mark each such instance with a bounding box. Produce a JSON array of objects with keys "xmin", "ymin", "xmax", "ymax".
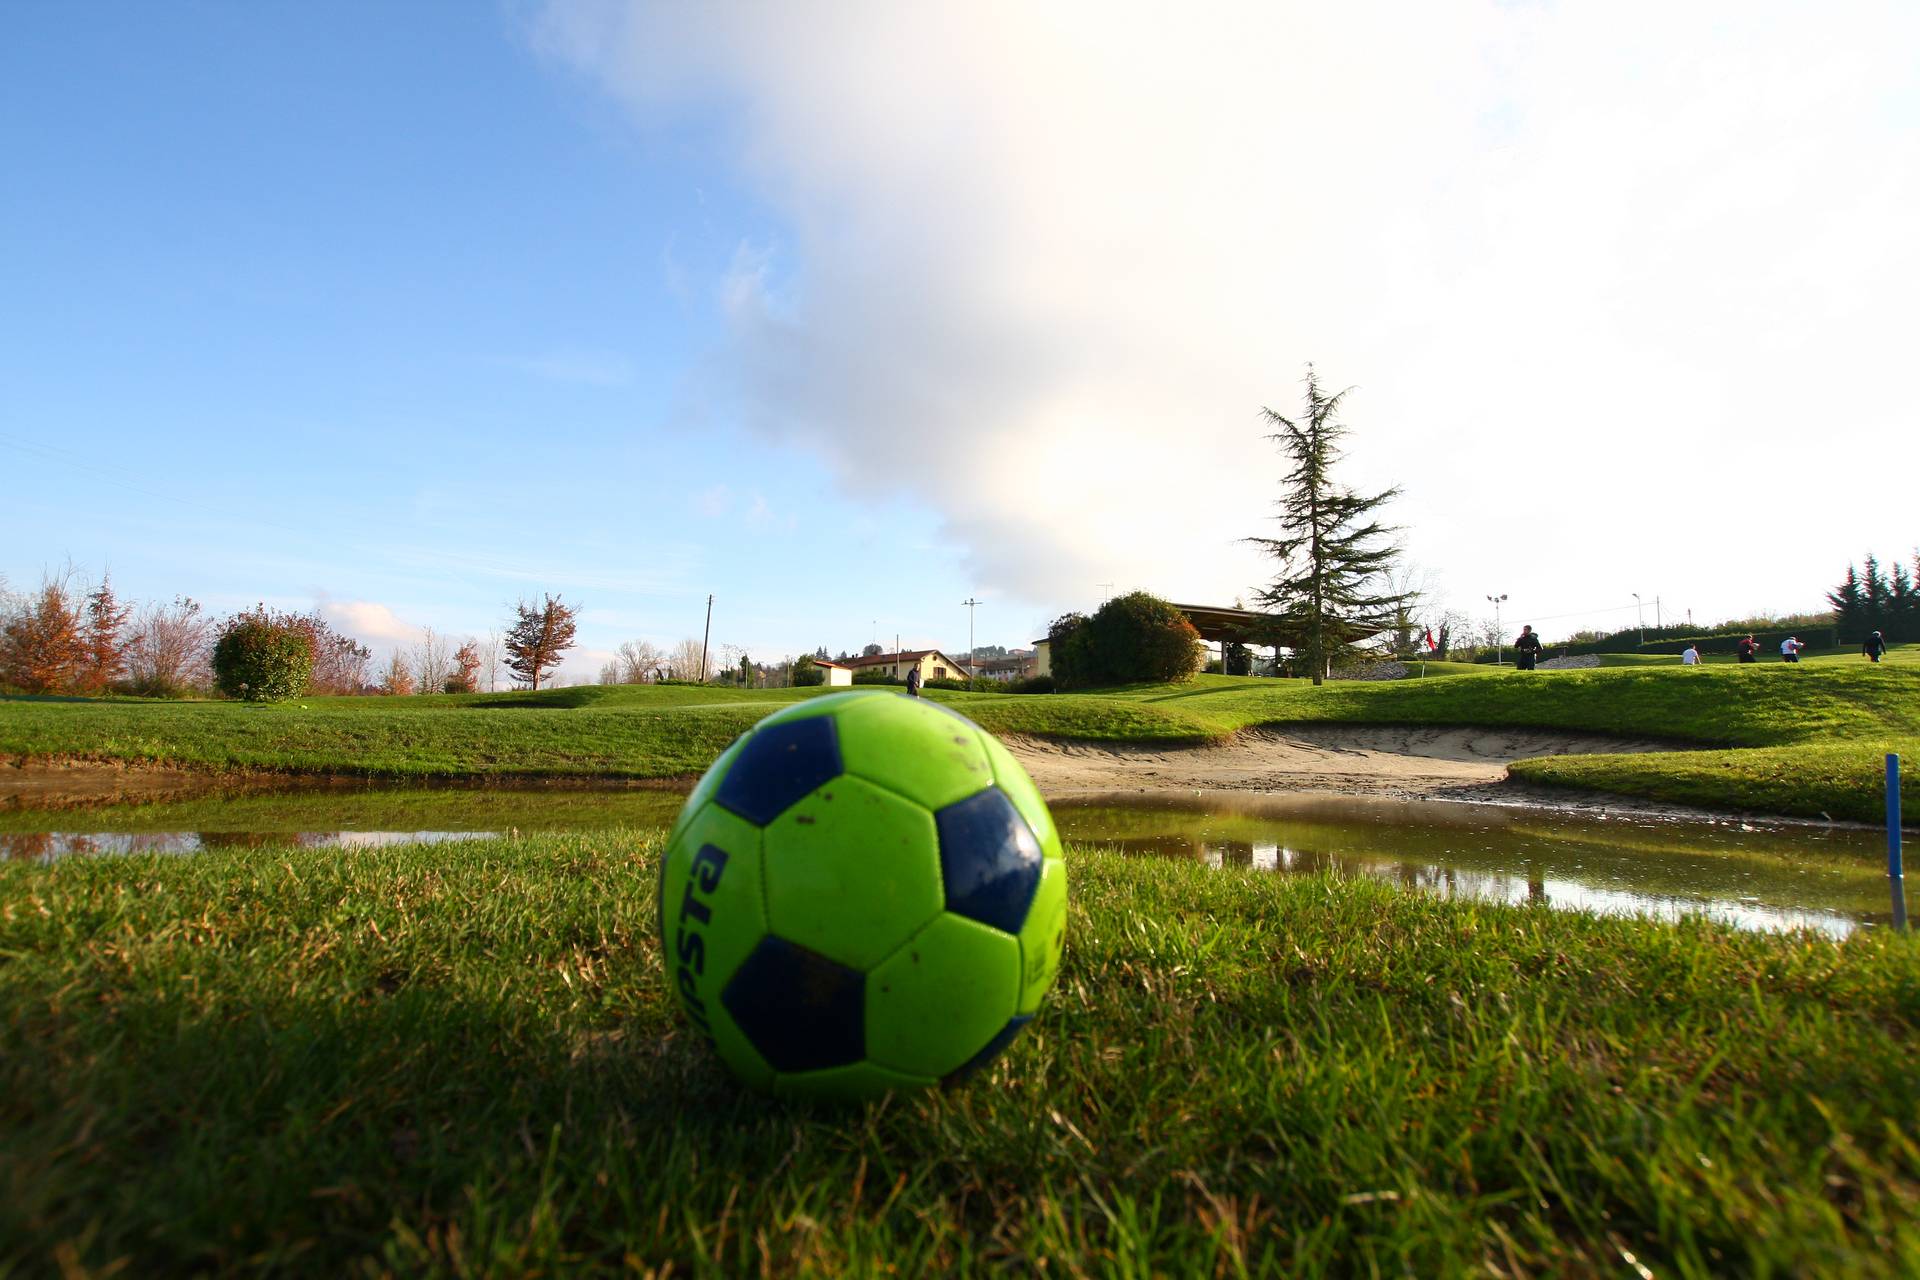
[{"xmin": 1003, "ymin": 724, "xmax": 1681, "ymax": 803}]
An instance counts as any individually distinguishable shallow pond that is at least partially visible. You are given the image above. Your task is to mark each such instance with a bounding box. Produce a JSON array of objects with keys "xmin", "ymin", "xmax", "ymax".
[
  {"xmin": 1, "ymin": 782, "xmax": 1899, "ymax": 936},
  {"xmin": 1053, "ymin": 792, "xmax": 1898, "ymax": 938}
]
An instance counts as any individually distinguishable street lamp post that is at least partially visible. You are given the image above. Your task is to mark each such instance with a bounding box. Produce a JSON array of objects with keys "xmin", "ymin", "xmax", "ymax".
[
  {"xmin": 1486, "ymin": 593, "xmax": 1508, "ymax": 666},
  {"xmin": 961, "ymin": 597, "xmax": 980, "ymax": 682}
]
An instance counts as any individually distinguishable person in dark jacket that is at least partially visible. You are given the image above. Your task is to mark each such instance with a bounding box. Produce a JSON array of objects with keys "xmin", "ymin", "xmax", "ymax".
[
  {"xmin": 1736, "ymin": 634, "xmax": 1759, "ymax": 663},
  {"xmin": 1864, "ymin": 630, "xmax": 1887, "ymax": 663},
  {"xmin": 1513, "ymin": 625, "xmax": 1543, "ymax": 670},
  {"xmin": 905, "ymin": 664, "xmax": 923, "ymax": 696}
]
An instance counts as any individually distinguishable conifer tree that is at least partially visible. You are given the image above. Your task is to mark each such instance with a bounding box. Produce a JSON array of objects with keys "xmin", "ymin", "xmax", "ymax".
[
  {"xmin": 1827, "ymin": 563, "xmax": 1865, "ymax": 641},
  {"xmin": 1246, "ymin": 366, "xmax": 1406, "ymax": 686},
  {"xmin": 78, "ymin": 575, "xmax": 132, "ymax": 693},
  {"xmin": 1891, "ymin": 560, "xmax": 1916, "ymax": 642},
  {"xmin": 1863, "ymin": 555, "xmax": 1889, "ymax": 635}
]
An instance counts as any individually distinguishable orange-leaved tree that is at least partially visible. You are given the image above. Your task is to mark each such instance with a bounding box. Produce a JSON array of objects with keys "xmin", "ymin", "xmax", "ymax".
[{"xmin": 504, "ymin": 594, "xmax": 579, "ymax": 690}]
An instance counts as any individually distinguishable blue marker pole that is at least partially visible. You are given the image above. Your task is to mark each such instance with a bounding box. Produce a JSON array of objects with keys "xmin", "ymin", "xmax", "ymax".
[{"xmin": 1890, "ymin": 753, "xmax": 1907, "ymax": 931}]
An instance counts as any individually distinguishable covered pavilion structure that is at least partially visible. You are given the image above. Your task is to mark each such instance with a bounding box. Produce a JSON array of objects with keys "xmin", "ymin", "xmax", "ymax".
[{"xmin": 1168, "ymin": 602, "xmax": 1387, "ymax": 675}]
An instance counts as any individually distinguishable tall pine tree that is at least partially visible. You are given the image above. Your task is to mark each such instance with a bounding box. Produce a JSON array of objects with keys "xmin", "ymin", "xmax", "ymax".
[
  {"xmin": 1863, "ymin": 555, "xmax": 1889, "ymax": 636},
  {"xmin": 1891, "ymin": 559, "xmax": 1916, "ymax": 642},
  {"xmin": 1246, "ymin": 366, "xmax": 1406, "ymax": 686},
  {"xmin": 1827, "ymin": 562, "xmax": 1865, "ymax": 641}
]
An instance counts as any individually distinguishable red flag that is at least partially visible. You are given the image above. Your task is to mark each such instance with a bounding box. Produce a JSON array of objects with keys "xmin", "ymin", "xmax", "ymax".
[{"xmin": 1422, "ymin": 627, "xmax": 1438, "ymax": 653}]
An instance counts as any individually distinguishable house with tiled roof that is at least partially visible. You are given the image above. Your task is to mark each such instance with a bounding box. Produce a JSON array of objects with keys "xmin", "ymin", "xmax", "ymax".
[{"xmin": 841, "ymin": 649, "xmax": 972, "ymax": 684}]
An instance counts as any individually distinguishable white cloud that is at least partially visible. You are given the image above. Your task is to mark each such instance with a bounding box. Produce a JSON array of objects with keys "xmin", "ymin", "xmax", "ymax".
[
  {"xmin": 321, "ymin": 600, "xmax": 423, "ymax": 647},
  {"xmin": 534, "ymin": 0, "xmax": 1920, "ymax": 629}
]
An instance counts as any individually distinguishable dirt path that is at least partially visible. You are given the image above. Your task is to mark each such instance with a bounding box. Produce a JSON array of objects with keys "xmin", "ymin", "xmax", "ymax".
[{"xmin": 1003, "ymin": 725, "xmax": 1697, "ymax": 813}]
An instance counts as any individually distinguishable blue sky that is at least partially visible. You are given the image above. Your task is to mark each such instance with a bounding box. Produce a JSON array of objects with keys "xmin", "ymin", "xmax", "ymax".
[
  {"xmin": 1, "ymin": 3, "xmax": 982, "ymax": 674},
  {"xmin": 6, "ymin": 3, "xmax": 1919, "ymax": 678}
]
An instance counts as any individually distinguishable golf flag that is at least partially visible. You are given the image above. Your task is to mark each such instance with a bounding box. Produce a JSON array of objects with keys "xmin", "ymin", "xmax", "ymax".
[{"xmin": 1422, "ymin": 627, "xmax": 1438, "ymax": 653}]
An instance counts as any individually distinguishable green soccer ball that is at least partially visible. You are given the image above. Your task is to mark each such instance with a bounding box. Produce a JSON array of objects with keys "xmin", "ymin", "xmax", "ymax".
[{"xmin": 658, "ymin": 691, "xmax": 1067, "ymax": 1101}]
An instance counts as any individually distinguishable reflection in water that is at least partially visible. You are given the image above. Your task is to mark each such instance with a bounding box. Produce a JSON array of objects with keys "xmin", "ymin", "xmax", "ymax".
[
  {"xmin": 2, "ymin": 830, "xmax": 496, "ymax": 860},
  {"xmin": 1054, "ymin": 792, "xmax": 1894, "ymax": 938},
  {"xmin": 4, "ymin": 782, "xmax": 1897, "ymax": 938}
]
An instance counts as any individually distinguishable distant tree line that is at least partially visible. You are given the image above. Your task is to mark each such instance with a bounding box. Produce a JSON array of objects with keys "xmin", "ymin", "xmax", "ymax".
[
  {"xmin": 1828, "ymin": 551, "xmax": 1920, "ymax": 642},
  {"xmin": 0, "ymin": 569, "xmax": 586, "ymax": 701}
]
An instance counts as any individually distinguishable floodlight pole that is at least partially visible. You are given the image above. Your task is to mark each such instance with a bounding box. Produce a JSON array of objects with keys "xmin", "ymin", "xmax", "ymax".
[
  {"xmin": 699, "ymin": 594, "xmax": 713, "ymax": 683},
  {"xmin": 1633, "ymin": 592, "xmax": 1644, "ymax": 645},
  {"xmin": 962, "ymin": 597, "xmax": 980, "ymax": 679},
  {"xmin": 1486, "ymin": 593, "xmax": 1507, "ymax": 666}
]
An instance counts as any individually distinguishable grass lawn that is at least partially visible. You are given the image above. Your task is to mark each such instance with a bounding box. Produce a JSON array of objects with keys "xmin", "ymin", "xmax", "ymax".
[
  {"xmin": 4, "ymin": 648, "xmax": 1917, "ymax": 822},
  {"xmin": 3, "ymin": 833, "xmax": 1917, "ymax": 1275}
]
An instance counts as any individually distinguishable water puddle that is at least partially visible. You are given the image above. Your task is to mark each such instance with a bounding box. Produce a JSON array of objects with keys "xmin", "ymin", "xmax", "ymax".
[
  {"xmin": 0, "ymin": 782, "xmax": 687, "ymax": 863},
  {"xmin": 1054, "ymin": 792, "xmax": 1896, "ymax": 937},
  {"xmin": 3, "ymin": 781, "xmax": 1899, "ymax": 936}
]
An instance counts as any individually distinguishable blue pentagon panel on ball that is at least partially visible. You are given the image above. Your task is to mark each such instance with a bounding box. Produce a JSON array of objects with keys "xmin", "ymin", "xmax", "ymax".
[
  {"xmin": 935, "ymin": 786, "xmax": 1045, "ymax": 934},
  {"xmin": 714, "ymin": 714, "xmax": 843, "ymax": 826},
  {"xmin": 978, "ymin": 730, "xmax": 1063, "ymax": 857},
  {"xmin": 721, "ymin": 936, "xmax": 866, "ymax": 1073}
]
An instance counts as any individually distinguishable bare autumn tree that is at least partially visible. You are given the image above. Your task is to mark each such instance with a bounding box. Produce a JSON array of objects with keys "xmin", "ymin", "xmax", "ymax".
[
  {"xmin": 445, "ymin": 641, "xmax": 482, "ymax": 694},
  {"xmin": 126, "ymin": 596, "xmax": 211, "ymax": 696},
  {"xmin": 411, "ymin": 627, "xmax": 452, "ymax": 695},
  {"xmin": 667, "ymin": 637, "xmax": 705, "ymax": 681},
  {"xmin": 379, "ymin": 650, "xmax": 415, "ymax": 696},
  {"xmin": 616, "ymin": 638, "xmax": 663, "ymax": 684},
  {"xmin": 597, "ymin": 659, "xmax": 620, "ymax": 685},
  {"xmin": 504, "ymin": 594, "xmax": 579, "ymax": 690},
  {"xmin": 480, "ymin": 629, "xmax": 504, "ymax": 692},
  {"xmin": 286, "ymin": 611, "xmax": 371, "ymax": 695}
]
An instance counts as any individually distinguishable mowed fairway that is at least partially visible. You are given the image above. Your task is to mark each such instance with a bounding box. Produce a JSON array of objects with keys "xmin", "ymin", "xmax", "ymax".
[
  {"xmin": 4, "ymin": 646, "xmax": 1917, "ymax": 822},
  {"xmin": 3, "ymin": 834, "xmax": 1918, "ymax": 1275}
]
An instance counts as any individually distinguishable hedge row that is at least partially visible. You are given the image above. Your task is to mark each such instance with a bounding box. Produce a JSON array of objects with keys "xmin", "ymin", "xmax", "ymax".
[{"xmin": 1635, "ymin": 627, "xmax": 1837, "ymax": 656}]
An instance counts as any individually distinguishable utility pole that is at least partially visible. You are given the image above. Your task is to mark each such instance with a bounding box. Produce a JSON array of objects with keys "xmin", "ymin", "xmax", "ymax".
[
  {"xmin": 1632, "ymin": 592, "xmax": 1645, "ymax": 645},
  {"xmin": 1655, "ymin": 596, "xmax": 1662, "ymax": 631},
  {"xmin": 1486, "ymin": 593, "xmax": 1507, "ymax": 666},
  {"xmin": 699, "ymin": 594, "xmax": 713, "ymax": 683},
  {"xmin": 961, "ymin": 597, "xmax": 980, "ymax": 679}
]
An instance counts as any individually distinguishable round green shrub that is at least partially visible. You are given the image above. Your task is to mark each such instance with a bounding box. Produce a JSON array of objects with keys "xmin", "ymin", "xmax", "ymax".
[
  {"xmin": 1046, "ymin": 611, "xmax": 1095, "ymax": 690},
  {"xmin": 791, "ymin": 654, "xmax": 826, "ymax": 687},
  {"xmin": 1052, "ymin": 593, "xmax": 1204, "ymax": 690},
  {"xmin": 1084, "ymin": 592, "xmax": 1204, "ymax": 686},
  {"xmin": 212, "ymin": 609, "xmax": 314, "ymax": 702}
]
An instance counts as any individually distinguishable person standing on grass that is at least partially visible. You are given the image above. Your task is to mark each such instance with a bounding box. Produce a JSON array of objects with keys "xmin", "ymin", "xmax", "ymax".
[
  {"xmin": 1737, "ymin": 634, "xmax": 1759, "ymax": 663},
  {"xmin": 906, "ymin": 663, "xmax": 923, "ymax": 697},
  {"xmin": 1681, "ymin": 643, "xmax": 1702, "ymax": 666},
  {"xmin": 1864, "ymin": 630, "xmax": 1887, "ymax": 663},
  {"xmin": 1780, "ymin": 635, "xmax": 1805, "ymax": 663},
  {"xmin": 1513, "ymin": 625, "xmax": 1543, "ymax": 671}
]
